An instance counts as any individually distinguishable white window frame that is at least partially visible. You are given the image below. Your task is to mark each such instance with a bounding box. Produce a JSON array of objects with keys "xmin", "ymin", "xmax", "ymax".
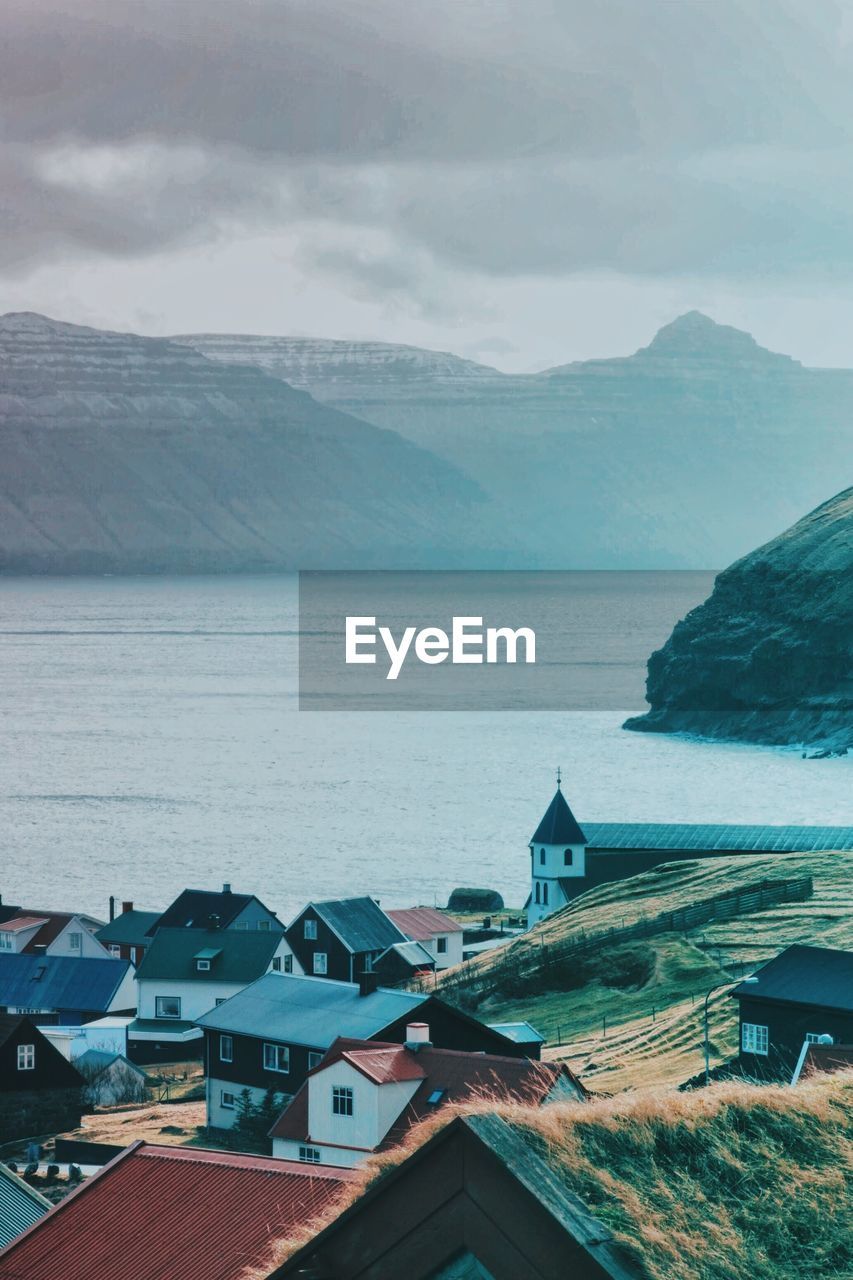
[
  {"xmin": 263, "ymin": 1042, "xmax": 290, "ymax": 1074},
  {"xmin": 741, "ymin": 1022, "xmax": 769, "ymax": 1055},
  {"xmin": 69, "ymin": 931, "xmax": 82, "ymax": 951},
  {"xmin": 257, "ymin": 919, "xmax": 270, "ymax": 931},
  {"xmin": 299, "ymin": 1145, "xmax": 322, "ymax": 1163},
  {"xmin": 109, "ymin": 944, "xmax": 122, "ymax": 958},
  {"xmin": 805, "ymin": 1032, "xmax": 833, "ymax": 1044},
  {"xmin": 220, "ymin": 1034, "xmax": 233, "ymax": 1063},
  {"xmin": 0, "ymin": 932, "xmax": 12, "ymax": 950},
  {"xmin": 313, "ymin": 952, "xmax": 328, "ymax": 975},
  {"xmin": 283, "ymin": 954, "xmax": 293, "ymax": 973},
  {"xmin": 196, "ymin": 959, "xmax": 211, "ymax": 971},
  {"xmin": 155, "ymin": 995, "xmax": 182, "ymax": 1020},
  {"xmin": 221, "ymin": 1090, "xmax": 236, "ymax": 1110},
  {"xmin": 304, "ymin": 918, "xmax": 318, "ymax": 941},
  {"xmin": 332, "ymin": 1085, "xmax": 354, "ymax": 1117},
  {"xmin": 17, "ymin": 1044, "xmax": 35, "ymax": 1070}
]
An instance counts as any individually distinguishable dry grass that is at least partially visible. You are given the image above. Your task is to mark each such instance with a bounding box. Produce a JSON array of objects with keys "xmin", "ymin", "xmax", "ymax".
[
  {"xmin": 252, "ymin": 1074, "xmax": 853, "ymax": 1280},
  {"xmin": 57, "ymin": 1099, "xmax": 208, "ymax": 1148}
]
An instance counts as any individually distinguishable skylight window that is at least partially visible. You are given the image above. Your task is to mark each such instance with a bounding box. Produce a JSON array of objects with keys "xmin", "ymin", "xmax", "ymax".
[{"xmin": 426, "ymin": 1089, "xmax": 445, "ymax": 1106}]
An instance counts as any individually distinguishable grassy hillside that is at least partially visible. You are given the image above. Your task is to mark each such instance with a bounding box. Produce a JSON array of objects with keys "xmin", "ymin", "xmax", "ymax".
[
  {"xmin": 437, "ymin": 850, "xmax": 853, "ymax": 1090},
  {"xmin": 260, "ymin": 1073, "xmax": 853, "ymax": 1280}
]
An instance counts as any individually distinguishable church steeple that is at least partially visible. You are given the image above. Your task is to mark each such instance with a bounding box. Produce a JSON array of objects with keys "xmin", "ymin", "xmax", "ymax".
[
  {"xmin": 530, "ymin": 779, "xmax": 587, "ymax": 847},
  {"xmin": 527, "ymin": 772, "xmax": 588, "ymax": 927}
]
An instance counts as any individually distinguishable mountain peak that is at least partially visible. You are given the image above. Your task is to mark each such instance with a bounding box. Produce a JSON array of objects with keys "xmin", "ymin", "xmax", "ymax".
[
  {"xmin": 0, "ymin": 310, "xmax": 100, "ymax": 336},
  {"xmin": 638, "ymin": 312, "xmax": 798, "ymax": 365}
]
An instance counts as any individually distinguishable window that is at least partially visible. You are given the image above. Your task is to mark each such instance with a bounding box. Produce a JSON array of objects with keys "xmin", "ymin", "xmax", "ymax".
[
  {"xmin": 215, "ymin": 998, "xmax": 226, "ymax": 1006},
  {"xmin": 263, "ymin": 1043, "xmax": 290, "ymax": 1073},
  {"xmin": 272, "ymin": 957, "xmax": 282, "ymax": 972},
  {"xmin": 313, "ymin": 952, "xmax": 328, "ymax": 975},
  {"xmin": 806, "ymin": 1032, "xmax": 833, "ymax": 1044},
  {"xmin": 0, "ymin": 932, "xmax": 12, "ymax": 951},
  {"xmin": 304, "ymin": 919, "xmax": 318, "ymax": 940},
  {"xmin": 17, "ymin": 1044, "xmax": 35, "ymax": 1071},
  {"xmin": 283, "ymin": 955, "xmax": 293, "ymax": 974},
  {"xmin": 542, "ymin": 882, "xmax": 549, "ymax": 905},
  {"xmin": 220, "ymin": 1035, "xmax": 233, "ymax": 1063},
  {"xmin": 69, "ymin": 931, "xmax": 82, "ymax": 951},
  {"xmin": 221, "ymin": 1091, "xmax": 236, "ymax": 1110},
  {"xmin": 299, "ymin": 1146, "xmax": 321, "ymax": 1163},
  {"xmin": 308, "ymin": 1051, "xmax": 323, "ymax": 1070},
  {"xmin": 234, "ymin": 921, "xmax": 249, "ymax": 931},
  {"xmin": 257, "ymin": 919, "xmax": 270, "ymax": 931},
  {"xmin": 563, "ymin": 849, "xmax": 573, "ymax": 866},
  {"xmin": 109, "ymin": 944, "xmax": 122, "ymax": 958},
  {"xmin": 196, "ymin": 959, "xmax": 211, "ymax": 971},
  {"xmin": 155, "ymin": 995, "xmax": 182, "ymax": 1019},
  {"xmin": 332, "ymin": 1085, "xmax": 354, "ymax": 1117},
  {"xmin": 539, "ymin": 848, "xmax": 546, "ymax": 865},
  {"xmin": 741, "ymin": 1023, "xmax": 769, "ymax": 1055},
  {"xmin": 534, "ymin": 882, "xmax": 540, "ymax": 904},
  {"xmin": 436, "ymin": 936, "xmax": 448, "ymax": 955}
]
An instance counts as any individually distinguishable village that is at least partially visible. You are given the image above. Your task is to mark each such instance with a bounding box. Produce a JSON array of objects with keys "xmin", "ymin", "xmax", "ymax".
[{"xmin": 1, "ymin": 779, "xmax": 852, "ymax": 1279}]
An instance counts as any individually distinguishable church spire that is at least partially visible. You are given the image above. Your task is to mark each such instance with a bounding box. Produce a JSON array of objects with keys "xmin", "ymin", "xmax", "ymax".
[{"xmin": 556, "ymin": 765, "xmax": 561, "ymax": 790}]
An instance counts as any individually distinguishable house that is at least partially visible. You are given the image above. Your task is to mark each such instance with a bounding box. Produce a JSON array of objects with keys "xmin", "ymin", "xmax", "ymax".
[
  {"xmin": 95, "ymin": 902, "xmax": 160, "ymax": 965},
  {"xmin": 0, "ymin": 1141, "xmax": 357, "ymax": 1280},
  {"xmin": 75, "ymin": 1049, "xmax": 149, "ymax": 1106},
  {"xmin": 0, "ymin": 1164, "xmax": 50, "ymax": 1251},
  {"xmin": 267, "ymin": 1112, "xmax": 640, "ymax": 1280},
  {"xmin": 39, "ymin": 1016, "xmax": 134, "ymax": 1063},
  {"xmin": 487, "ymin": 1020, "xmax": 546, "ymax": 1057},
  {"xmin": 151, "ymin": 884, "xmax": 284, "ymax": 935},
  {"xmin": 732, "ymin": 944, "xmax": 853, "ymax": 1075},
  {"xmin": 373, "ymin": 940, "xmax": 436, "ymax": 986},
  {"xmin": 525, "ymin": 777, "xmax": 853, "ymax": 923},
  {"xmin": 0, "ymin": 905, "xmax": 109, "ymax": 959},
  {"xmin": 270, "ymin": 1024, "xmax": 586, "ymax": 1166},
  {"xmin": 128, "ymin": 927, "xmax": 299, "ymax": 1063},
  {"xmin": 0, "ymin": 954, "xmax": 136, "ymax": 1026},
  {"xmin": 0, "ymin": 1014, "xmax": 84, "ymax": 1142},
  {"xmin": 387, "ymin": 906, "xmax": 464, "ymax": 970},
  {"xmin": 285, "ymin": 896, "xmax": 407, "ymax": 981},
  {"xmin": 197, "ymin": 972, "xmax": 533, "ymax": 1131}
]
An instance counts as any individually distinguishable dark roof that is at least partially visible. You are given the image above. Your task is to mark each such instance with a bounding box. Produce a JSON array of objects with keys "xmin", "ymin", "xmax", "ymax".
[
  {"xmin": 583, "ymin": 822, "xmax": 853, "ymax": 852},
  {"xmin": 197, "ymin": 972, "xmax": 426, "ymax": 1046},
  {"xmin": 0, "ymin": 956, "xmax": 131, "ymax": 1015},
  {"xmin": 271, "ymin": 1038, "xmax": 584, "ymax": 1144},
  {"xmin": 532, "ymin": 788, "xmax": 587, "ymax": 846},
  {"xmin": 149, "ymin": 888, "xmax": 280, "ymax": 934},
  {"xmin": 0, "ymin": 1142, "xmax": 356, "ymax": 1280},
  {"xmin": 309, "ymin": 897, "xmax": 407, "ymax": 954},
  {"xmin": 732, "ymin": 944, "xmax": 853, "ymax": 1013},
  {"xmin": 0, "ymin": 1165, "xmax": 49, "ymax": 1251},
  {"xmin": 134, "ymin": 928, "xmax": 281, "ymax": 983},
  {"xmin": 96, "ymin": 911, "xmax": 161, "ymax": 947},
  {"xmin": 0, "ymin": 909, "xmax": 104, "ymax": 953}
]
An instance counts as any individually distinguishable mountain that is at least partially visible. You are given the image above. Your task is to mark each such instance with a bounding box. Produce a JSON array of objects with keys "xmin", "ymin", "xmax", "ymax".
[
  {"xmin": 0, "ymin": 312, "xmax": 500, "ymax": 573},
  {"xmin": 624, "ymin": 486, "xmax": 853, "ymax": 749},
  {"xmin": 178, "ymin": 314, "xmax": 853, "ymax": 568}
]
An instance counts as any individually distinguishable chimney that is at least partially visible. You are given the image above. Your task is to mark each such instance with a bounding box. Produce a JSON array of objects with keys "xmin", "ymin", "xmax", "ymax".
[
  {"xmin": 222, "ymin": 883, "xmax": 232, "ymax": 894},
  {"xmin": 404, "ymin": 1022, "xmax": 431, "ymax": 1051},
  {"xmin": 122, "ymin": 900, "xmax": 133, "ymax": 915},
  {"xmin": 109, "ymin": 896, "xmax": 115, "ymax": 922},
  {"xmin": 357, "ymin": 971, "xmax": 380, "ymax": 998}
]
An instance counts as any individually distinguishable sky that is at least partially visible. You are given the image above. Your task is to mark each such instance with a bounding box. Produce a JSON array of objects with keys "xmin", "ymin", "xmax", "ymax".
[{"xmin": 4, "ymin": 0, "xmax": 853, "ymax": 371}]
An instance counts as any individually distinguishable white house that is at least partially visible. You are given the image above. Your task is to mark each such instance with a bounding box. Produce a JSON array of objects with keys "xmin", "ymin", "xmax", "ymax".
[
  {"xmin": 527, "ymin": 774, "xmax": 588, "ymax": 927},
  {"xmin": 386, "ymin": 907, "xmax": 465, "ymax": 971},
  {"xmin": 0, "ymin": 911, "xmax": 109, "ymax": 959},
  {"xmin": 270, "ymin": 1022, "xmax": 585, "ymax": 1167}
]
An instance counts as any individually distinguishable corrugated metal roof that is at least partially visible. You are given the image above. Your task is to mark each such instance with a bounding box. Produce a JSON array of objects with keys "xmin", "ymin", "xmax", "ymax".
[
  {"xmin": 135, "ymin": 928, "xmax": 279, "ymax": 983},
  {"xmin": 532, "ymin": 789, "xmax": 587, "ymax": 846},
  {"xmin": 312, "ymin": 897, "xmax": 407, "ymax": 954},
  {"xmin": 583, "ymin": 822, "xmax": 853, "ymax": 852},
  {"xmin": 0, "ymin": 1165, "xmax": 50, "ymax": 1250},
  {"xmin": 197, "ymin": 973, "xmax": 426, "ymax": 1048},
  {"xmin": 732, "ymin": 944, "xmax": 853, "ymax": 1013},
  {"xmin": 0, "ymin": 1143, "xmax": 356, "ymax": 1280},
  {"xmin": 387, "ymin": 908, "xmax": 464, "ymax": 939},
  {"xmin": 0, "ymin": 916, "xmax": 48, "ymax": 934},
  {"xmin": 378, "ymin": 941, "xmax": 435, "ymax": 968},
  {"xmin": 488, "ymin": 1021, "xmax": 546, "ymax": 1045},
  {"xmin": 0, "ymin": 954, "xmax": 131, "ymax": 1014}
]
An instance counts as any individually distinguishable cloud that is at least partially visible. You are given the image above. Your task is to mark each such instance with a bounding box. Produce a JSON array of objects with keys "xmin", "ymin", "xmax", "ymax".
[{"xmin": 3, "ymin": 0, "xmax": 853, "ymax": 300}]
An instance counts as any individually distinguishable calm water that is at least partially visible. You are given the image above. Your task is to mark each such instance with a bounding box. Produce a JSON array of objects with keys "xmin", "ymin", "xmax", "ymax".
[{"xmin": 2, "ymin": 574, "xmax": 851, "ymax": 922}]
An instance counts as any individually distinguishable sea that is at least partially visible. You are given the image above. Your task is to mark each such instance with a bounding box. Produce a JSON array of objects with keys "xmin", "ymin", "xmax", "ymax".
[{"xmin": 2, "ymin": 573, "xmax": 851, "ymax": 923}]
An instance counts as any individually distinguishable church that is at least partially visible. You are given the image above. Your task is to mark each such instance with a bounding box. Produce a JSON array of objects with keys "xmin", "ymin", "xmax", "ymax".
[{"xmin": 527, "ymin": 773, "xmax": 853, "ymax": 927}]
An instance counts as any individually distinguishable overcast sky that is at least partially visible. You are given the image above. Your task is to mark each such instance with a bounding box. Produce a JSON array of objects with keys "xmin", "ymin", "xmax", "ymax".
[{"xmin": 4, "ymin": 0, "xmax": 853, "ymax": 370}]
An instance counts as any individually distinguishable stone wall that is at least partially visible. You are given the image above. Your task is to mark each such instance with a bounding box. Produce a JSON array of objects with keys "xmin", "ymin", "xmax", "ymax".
[{"xmin": 0, "ymin": 1088, "xmax": 82, "ymax": 1144}]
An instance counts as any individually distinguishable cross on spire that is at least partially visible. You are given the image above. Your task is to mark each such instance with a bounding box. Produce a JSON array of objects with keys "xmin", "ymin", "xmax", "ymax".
[{"xmin": 556, "ymin": 766, "xmax": 562, "ymax": 790}]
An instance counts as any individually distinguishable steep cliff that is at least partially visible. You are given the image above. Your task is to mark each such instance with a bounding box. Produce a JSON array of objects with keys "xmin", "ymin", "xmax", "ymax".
[
  {"xmin": 178, "ymin": 314, "xmax": 853, "ymax": 569},
  {"xmin": 0, "ymin": 312, "xmax": 497, "ymax": 573},
  {"xmin": 624, "ymin": 487, "xmax": 853, "ymax": 749}
]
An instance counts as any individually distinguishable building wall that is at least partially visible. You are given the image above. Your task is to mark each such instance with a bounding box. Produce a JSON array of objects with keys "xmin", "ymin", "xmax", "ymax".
[
  {"xmin": 737, "ymin": 996, "xmax": 853, "ymax": 1073},
  {"xmin": 46, "ymin": 918, "xmax": 111, "ymax": 959},
  {"xmin": 206, "ymin": 1077, "xmax": 270, "ymax": 1130},
  {"xmin": 203, "ymin": 1028, "xmax": 317, "ymax": 1098},
  {"xmin": 136, "ymin": 977, "xmax": 250, "ymax": 1023},
  {"xmin": 0, "ymin": 1087, "xmax": 82, "ymax": 1143},
  {"xmin": 286, "ymin": 907, "xmax": 354, "ymax": 981},
  {"xmin": 231, "ymin": 901, "xmax": 285, "ymax": 932},
  {"xmin": 307, "ymin": 1059, "xmax": 418, "ymax": 1151},
  {"xmin": 272, "ymin": 1135, "xmax": 365, "ymax": 1168},
  {"xmin": 422, "ymin": 931, "xmax": 464, "ymax": 971}
]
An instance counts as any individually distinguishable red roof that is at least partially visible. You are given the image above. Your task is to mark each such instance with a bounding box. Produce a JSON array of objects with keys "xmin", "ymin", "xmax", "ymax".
[
  {"xmin": 0, "ymin": 916, "xmax": 49, "ymax": 934},
  {"xmin": 387, "ymin": 907, "xmax": 463, "ymax": 940},
  {"xmin": 0, "ymin": 1143, "xmax": 356, "ymax": 1280},
  {"xmin": 270, "ymin": 1038, "xmax": 586, "ymax": 1146}
]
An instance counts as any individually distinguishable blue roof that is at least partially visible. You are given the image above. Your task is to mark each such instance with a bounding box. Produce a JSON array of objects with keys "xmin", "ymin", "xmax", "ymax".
[
  {"xmin": 582, "ymin": 823, "xmax": 853, "ymax": 853},
  {"xmin": 197, "ymin": 972, "xmax": 426, "ymax": 1048},
  {"xmin": 0, "ymin": 1165, "xmax": 49, "ymax": 1250},
  {"xmin": 0, "ymin": 954, "xmax": 131, "ymax": 1014},
  {"xmin": 488, "ymin": 1021, "xmax": 546, "ymax": 1045}
]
